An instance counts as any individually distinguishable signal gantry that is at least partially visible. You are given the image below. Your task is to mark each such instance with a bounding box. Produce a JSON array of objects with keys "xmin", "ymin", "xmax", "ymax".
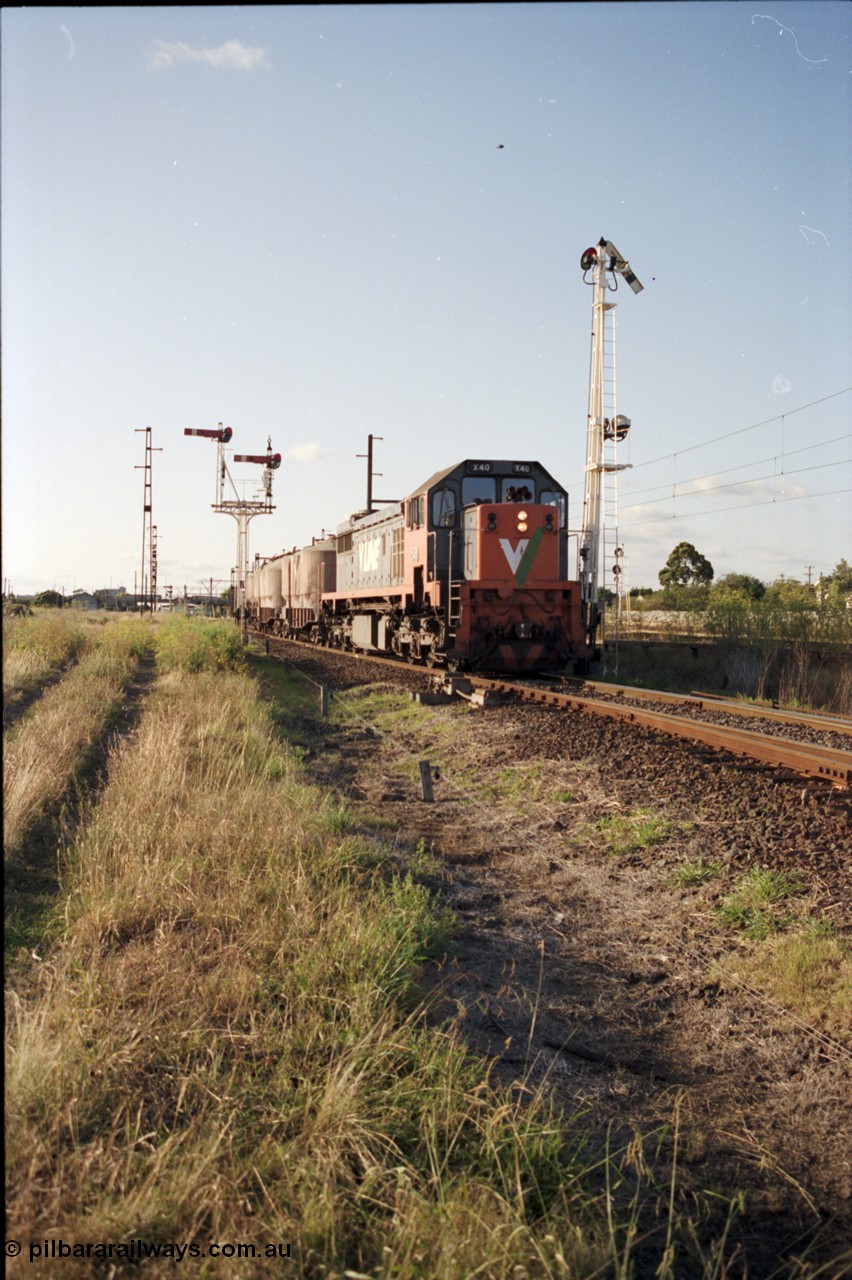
[{"xmin": 185, "ymin": 424, "xmax": 281, "ymax": 637}]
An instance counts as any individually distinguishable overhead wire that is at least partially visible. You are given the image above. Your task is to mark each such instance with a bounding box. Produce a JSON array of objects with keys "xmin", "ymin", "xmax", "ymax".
[
  {"xmin": 621, "ymin": 433, "xmax": 852, "ymax": 503},
  {"xmin": 621, "ymin": 458, "xmax": 852, "ymax": 513},
  {"xmin": 629, "ymin": 387, "xmax": 852, "ymax": 472},
  {"xmin": 563, "ymin": 387, "xmax": 852, "ymax": 497},
  {"xmin": 621, "ymin": 487, "xmax": 852, "ymax": 528}
]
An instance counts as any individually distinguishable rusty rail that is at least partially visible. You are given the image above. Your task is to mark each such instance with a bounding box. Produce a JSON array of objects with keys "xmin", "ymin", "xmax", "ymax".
[
  {"xmin": 566, "ymin": 679, "xmax": 852, "ymax": 737},
  {"xmin": 471, "ymin": 677, "xmax": 852, "ymax": 788}
]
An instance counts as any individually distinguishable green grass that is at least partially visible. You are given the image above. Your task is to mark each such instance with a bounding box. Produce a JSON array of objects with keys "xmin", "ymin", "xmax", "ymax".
[
  {"xmin": 668, "ymin": 857, "xmax": 724, "ymax": 888},
  {"xmin": 713, "ymin": 919, "xmax": 851, "ymax": 1033},
  {"xmin": 586, "ymin": 809, "xmax": 684, "ymax": 857},
  {"xmin": 153, "ymin": 614, "xmax": 245, "ymax": 673},
  {"xmin": 716, "ymin": 867, "xmax": 804, "ymax": 939}
]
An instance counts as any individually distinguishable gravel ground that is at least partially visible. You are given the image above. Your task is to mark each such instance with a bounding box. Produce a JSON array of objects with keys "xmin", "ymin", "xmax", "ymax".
[{"xmin": 258, "ymin": 639, "xmax": 852, "ymax": 1279}]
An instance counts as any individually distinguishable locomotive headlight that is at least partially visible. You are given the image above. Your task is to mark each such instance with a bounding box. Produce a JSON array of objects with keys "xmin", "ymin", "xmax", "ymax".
[{"xmin": 517, "ymin": 510, "xmax": 528, "ymax": 532}]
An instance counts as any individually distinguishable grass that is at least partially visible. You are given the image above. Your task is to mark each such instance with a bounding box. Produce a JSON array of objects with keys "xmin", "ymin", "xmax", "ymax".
[
  {"xmin": 3, "ymin": 616, "xmax": 151, "ymax": 862},
  {"xmin": 713, "ymin": 920, "xmax": 851, "ymax": 1034},
  {"xmin": 2, "ymin": 607, "xmax": 89, "ymax": 704},
  {"xmin": 668, "ymin": 858, "xmax": 724, "ymax": 888},
  {"xmin": 585, "ymin": 808, "xmax": 684, "ymax": 857},
  {"xmin": 6, "ymin": 629, "xmax": 623, "ymax": 1278},
  {"xmin": 153, "ymin": 614, "xmax": 246, "ymax": 673},
  {"xmin": 716, "ymin": 867, "xmax": 804, "ymax": 940},
  {"xmin": 8, "ymin": 622, "xmax": 845, "ymax": 1276}
]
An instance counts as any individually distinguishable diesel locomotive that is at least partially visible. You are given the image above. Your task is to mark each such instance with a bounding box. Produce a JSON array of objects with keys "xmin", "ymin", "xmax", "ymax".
[{"xmin": 245, "ymin": 458, "xmax": 592, "ymax": 673}]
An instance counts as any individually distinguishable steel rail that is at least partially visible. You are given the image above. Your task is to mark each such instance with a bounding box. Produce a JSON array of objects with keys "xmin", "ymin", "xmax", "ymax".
[
  {"xmin": 563, "ymin": 679, "xmax": 852, "ymax": 737},
  {"xmin": 469, "ymin": 677, "xmax": 852, "ymax": 788}
]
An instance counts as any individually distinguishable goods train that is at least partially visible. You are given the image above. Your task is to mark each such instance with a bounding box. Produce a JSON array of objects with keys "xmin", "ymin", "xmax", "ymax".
[{"xmin": 245, "ymin": 458, "xmax": 594, "ymax": 673}]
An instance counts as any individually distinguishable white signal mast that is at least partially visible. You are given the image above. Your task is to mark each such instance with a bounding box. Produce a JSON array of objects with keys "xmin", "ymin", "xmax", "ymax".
[
  {"xmin": 185, "ymin": 424, "xmax": 281, "ymax": 637},
  {"xmin": 578, "ymin": 237, "xmax": 643, "ymax": 654}
]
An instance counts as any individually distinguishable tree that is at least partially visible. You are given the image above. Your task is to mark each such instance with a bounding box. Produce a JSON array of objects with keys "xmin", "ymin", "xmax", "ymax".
[
  {"xmin": 32, "ymin": 589, "xmax": 65, "ymax": 608},
  {"xmin": 822, "ymin": 559, "xmax": 852, "ymax": 600},
  {"xmin": 765, "ymin": 577, "xmax": 812, "ymax": 607},
  {"xmin": 712, "ymin": 573, "xmax": 766, "ymax": 601},
  {"xmin": 658, "ymin": 542, "xmax": 714, "ymax": 589}
]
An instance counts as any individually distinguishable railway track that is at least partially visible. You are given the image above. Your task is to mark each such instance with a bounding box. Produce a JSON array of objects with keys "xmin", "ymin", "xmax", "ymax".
[
  {"xmin": 249, "ymin": 631, "xmax": 852, "ymax": 791},
  {"xmin": 463, "ymin": 674, "xmax": 852, "ymax": 789}
]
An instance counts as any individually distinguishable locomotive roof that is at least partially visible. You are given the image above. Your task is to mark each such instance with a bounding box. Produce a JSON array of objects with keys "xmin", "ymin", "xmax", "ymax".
[{"xmin": 406, "ymin": 459, "xmax": 565, "ymax": 498}]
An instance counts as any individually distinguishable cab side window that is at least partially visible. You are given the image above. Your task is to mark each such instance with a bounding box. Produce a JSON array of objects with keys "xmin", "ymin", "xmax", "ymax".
[
  {"xmin": 431, "ymin": 487, "xmax": 456, "ymax": 527},
  {"xmin": 407, "ymin": 495, "xmax": 425, "ymax": 529}
]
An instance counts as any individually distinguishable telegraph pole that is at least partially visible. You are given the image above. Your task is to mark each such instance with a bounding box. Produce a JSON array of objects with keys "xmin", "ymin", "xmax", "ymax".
[{"xmin": 356, "ymin": 434, "xmax": 397, "ymax": 512}]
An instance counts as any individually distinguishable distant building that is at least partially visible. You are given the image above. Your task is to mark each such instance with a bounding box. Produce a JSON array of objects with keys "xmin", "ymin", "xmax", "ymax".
[{"xmin": 69, "ymin": 591, "xmax": 98, "ymax": 610}]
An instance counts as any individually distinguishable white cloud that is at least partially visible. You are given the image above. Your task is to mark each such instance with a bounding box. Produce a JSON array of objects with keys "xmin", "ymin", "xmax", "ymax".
[
  {"xmin": 287, "ymin": 443, "xmax": 328, "ymax": 463},
  {"xmin": 149, "ymin": 40, "xmax": 268, "ymax": 72}
]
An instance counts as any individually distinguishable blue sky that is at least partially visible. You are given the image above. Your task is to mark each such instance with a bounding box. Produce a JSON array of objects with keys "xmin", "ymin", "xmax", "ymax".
[{"xmin": 3, "ymin": 3, "xmax": 850, "ymax": 597}]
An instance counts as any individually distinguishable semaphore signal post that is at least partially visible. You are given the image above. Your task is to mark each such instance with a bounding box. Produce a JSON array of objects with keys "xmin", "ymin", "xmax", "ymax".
[{"xmin": 577, "ymin": 238, "xmax": 643, "ymax": 668}]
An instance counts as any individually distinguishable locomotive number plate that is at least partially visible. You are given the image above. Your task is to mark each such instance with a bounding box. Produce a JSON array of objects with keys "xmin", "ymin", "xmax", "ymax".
[
  {"xmin": 467, "ymin": 461, "xmax": 493, "ymax": 474},
  {"xmin": 511, "ymin": 462, "xmax": 533, "ymax": 474}
]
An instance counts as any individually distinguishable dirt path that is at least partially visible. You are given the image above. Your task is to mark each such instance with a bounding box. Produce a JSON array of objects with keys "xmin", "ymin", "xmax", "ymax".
[{"xmin": 270, "ymin": 645, "xmax": 851, "ymax": 1277}]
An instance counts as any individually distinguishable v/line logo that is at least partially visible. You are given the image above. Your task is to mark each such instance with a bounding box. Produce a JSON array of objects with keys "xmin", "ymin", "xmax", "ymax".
[
  {"xmin": 498, "ymin": 527, "xmax": 544, "ymax": 585},
  {"xmin": 498, "ymin": 538, "xmax": 529, "ymax": 574}
]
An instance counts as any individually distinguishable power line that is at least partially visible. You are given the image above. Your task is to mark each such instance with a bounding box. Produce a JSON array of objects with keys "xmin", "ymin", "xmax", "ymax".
[
  {"xmin": 621, "ymin": 433, "xmax": 852, "ymax": 502},
  {"xmin": 621, "ymin": 487, "xmax": 852, "ymax": 529},
  {"xmin": 629, "ymin": 386, "xmax": 852, "ymax": 472},
  {"xmin": 620, "ymin": 458, "xmax": 852, "ymax": 512}
]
